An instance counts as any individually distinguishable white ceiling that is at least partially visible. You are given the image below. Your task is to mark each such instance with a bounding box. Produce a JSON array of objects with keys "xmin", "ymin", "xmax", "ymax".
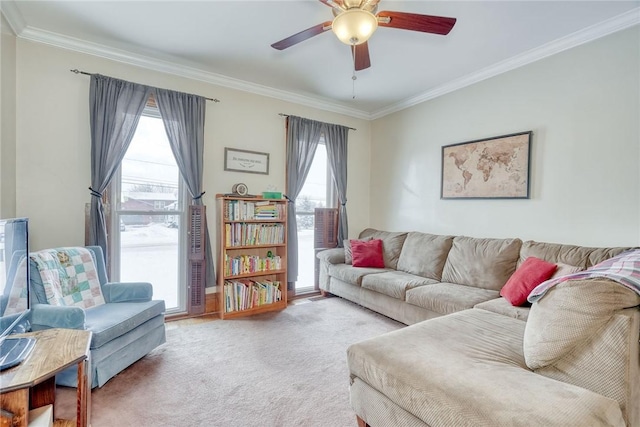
[{"xmin": 2, "ymin": 1, "xmax": 639, "ymax": 119}]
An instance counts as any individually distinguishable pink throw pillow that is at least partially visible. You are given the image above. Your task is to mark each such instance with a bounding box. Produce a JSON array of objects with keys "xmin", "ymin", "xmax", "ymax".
[
  {"xmin": 351, "ymin": 239, "xmax": 385, "ymax": 268},
  {"xmin": 501, "ymin": 257, "xmax": 557, "ymax": 306}
]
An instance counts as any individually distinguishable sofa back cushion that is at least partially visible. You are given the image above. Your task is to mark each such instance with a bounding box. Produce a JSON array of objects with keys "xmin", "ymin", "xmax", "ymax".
[
  {"xmin": 358, "ymin": 229, "xmax": 408, "ymax": 270},
  {"xmin": 524, "ymin": 278, "xmax": 640, "ymax": 368},
  {"xmin": 523, "ymin": 279, "xmax": 640, "ymax": 425},
  {"xmin": 396, "ymin": 232, "xmax": 454, "ymax": 280},
  {"xmin": 343, "ymin": 237, "xmax": 372, "ymax": 264},
  {"xmin": 441, "ymin": 236, "xmax": 522, "ymax": 290},
  {"xmin": 519, "ymin": 240, "xmax": 635, "ymax": 269}
]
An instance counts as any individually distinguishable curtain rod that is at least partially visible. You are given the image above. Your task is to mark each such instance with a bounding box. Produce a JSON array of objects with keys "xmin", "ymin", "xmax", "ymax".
[
  {"xmin": 278, "ymin": 113, "xmax": 356, "ymax": 131},
  {"xmin": 70, "ymin": 69, "xmax": 220, "ymax": 103}
]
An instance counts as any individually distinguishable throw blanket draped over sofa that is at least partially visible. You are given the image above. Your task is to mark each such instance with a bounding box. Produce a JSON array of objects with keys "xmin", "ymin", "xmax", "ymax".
[{"xmin": 317, "ymin": 229, "xmax": 640, "ymax": 427}]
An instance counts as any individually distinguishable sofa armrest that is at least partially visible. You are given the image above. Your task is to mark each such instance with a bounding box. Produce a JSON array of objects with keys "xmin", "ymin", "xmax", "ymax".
[
  {"xmin": 102, "ymin": 282, "xmax": 153, "ymax": 303},
  {"xmin": 30, "ymin": 303, "xmax": 86, "ymax": 330},
  {"xmin": 317, "ymin": 248, "xmax": 345, "ymax": 265}
]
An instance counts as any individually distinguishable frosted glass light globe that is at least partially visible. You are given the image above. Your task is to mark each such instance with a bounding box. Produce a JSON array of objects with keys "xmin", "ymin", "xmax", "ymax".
[{"xmin": 332, "ymin": 9, "xmax": 378, "ymax": 45}]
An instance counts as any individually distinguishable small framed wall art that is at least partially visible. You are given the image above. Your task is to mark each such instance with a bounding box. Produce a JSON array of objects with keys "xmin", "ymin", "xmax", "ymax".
[
  {"xmin": 224, "ymin": 147, "xmax": 269, "ymax": 175},
  {"xmin": 441, "ymin": 131, "xmax": 532, "ymax": 199}
]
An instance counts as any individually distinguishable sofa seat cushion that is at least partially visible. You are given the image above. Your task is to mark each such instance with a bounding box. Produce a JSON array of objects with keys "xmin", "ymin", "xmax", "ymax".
[
  {"xmin": 328, "ymin": 264, "xmax": 390, "ymax": 286},
  {"xmin": 347, "ymin": 309, "xmax": 626, "ymax": 427},
  {"xmin": 84, "ymin": 299, "xmax": 166, "ymax": 349},
  {"xmin": 361, "ymin": 271, "xmax": 438, "ymax": 300},
  {"xmin": 405, "ymin": 282, "xmax": 499, "ymax": 315},
  {"xmin": 474, "ymin": 297, "xmax": 530, "ymax": 321}
]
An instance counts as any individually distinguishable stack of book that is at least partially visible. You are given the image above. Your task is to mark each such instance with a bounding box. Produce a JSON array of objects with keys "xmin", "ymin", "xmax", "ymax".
[
  {"xmin": 224, "ymin": 200, "xmax": 286, "ymax": 221},
  {"xmin": 224, "ymin": 199, "xmax": 256, "ymax": 220},
  {"xmin": 223, "ymin": 279, "xmax": 282, "ymax": 312},
  {"xmin": 224, "ymin": 223, "xmax": 285, "ymax": 246},
  {"xmin": 224, "ymin": 254, "xmax": 282, "ymax": 277},
  {"xmin": 254, "ymin": 201, "xmax": 280, "ymax": 219}
]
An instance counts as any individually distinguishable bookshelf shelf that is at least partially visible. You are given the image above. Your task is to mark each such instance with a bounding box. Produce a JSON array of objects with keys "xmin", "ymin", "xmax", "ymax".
[
  {"xmin": 223, "ymin": 269, "xmax": 287, "ymax": 280},
  {"xmin": 216, "ymin": 195, "xmax": 288, "ymax": 319},
  {"xmin": 225, "ymin": 244, "xmax": 287, "ymax": 250}
]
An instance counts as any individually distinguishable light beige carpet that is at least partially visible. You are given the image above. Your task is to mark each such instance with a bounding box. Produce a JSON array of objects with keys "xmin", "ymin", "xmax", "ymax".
[{"xmin": 55, "ymin": 297, "xmax": 403, "ymax": 427}]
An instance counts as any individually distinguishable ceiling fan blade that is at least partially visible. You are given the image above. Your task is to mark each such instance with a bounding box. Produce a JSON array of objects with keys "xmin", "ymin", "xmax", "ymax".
[
  {"xmin": 377, "ymin": 11, "xmax": 456, "ymax": 35},
  {"xmin": 271, "ymin": 21, "xmax": 333, "ymax": 50},
  {"xmin": 352, "ymin": 42, "xmax": 371, "ymax": 71},
  {"xmin": 319, "ymin": 0, "xmax": 344, "ymax": 10}
]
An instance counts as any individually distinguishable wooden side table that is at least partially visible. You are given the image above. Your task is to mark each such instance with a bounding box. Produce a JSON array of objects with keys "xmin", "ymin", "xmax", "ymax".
[{"xmin": 0, "ymin": 328, "xmax": 92, "ymax": 427}]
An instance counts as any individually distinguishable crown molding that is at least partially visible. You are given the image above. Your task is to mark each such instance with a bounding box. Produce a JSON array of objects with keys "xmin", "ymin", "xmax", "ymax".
[
  {"xmin": 3, "ymin": 2, "xmax": 637, "ymax": 121},
  {"xmin": 370, "ymin": 7, "xmax": 640, "ymax": 120},
  {"xmin": 0, "ymin": 1, "xmax": 25, "ymax": 35},
  {"xmin": 8, "ymin": 21, "xmax": 372, "ymax": 121}
]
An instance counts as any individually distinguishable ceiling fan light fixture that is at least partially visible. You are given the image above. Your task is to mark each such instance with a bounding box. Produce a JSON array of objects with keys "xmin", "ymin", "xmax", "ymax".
[{"xmin": 332, "ymin": 9, "xmax": 378, "ymax": 45}]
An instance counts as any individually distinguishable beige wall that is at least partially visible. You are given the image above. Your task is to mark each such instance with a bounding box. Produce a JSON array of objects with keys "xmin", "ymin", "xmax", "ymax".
[
  {"xmin": 0, "ymin": 14, "xmax": 17, "ymax": 218},
  {"xmin": 15, "ymin": 40, "xmax": 371, "ymax": 251},
  {"xmin": 370, "ymin": 27, "xmax": 640, "ymax": 247}
]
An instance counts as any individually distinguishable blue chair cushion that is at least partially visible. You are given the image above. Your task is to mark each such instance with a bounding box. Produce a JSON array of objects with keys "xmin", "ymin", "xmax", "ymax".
[{"xmin": 84, "ymin": 300, "xmax": 166, "ymax": 349}]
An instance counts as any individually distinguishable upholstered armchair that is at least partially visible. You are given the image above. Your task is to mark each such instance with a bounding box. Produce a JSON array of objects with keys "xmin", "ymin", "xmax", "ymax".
[{"xmin": 29, "ymin": 245, "xmax": 166, "ymax": 388}]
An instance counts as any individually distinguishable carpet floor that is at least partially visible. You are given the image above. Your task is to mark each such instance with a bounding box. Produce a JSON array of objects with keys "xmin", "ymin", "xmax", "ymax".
[{"xmin": 55, "ymin": 297, "xmax": 403, "ymax": 427}]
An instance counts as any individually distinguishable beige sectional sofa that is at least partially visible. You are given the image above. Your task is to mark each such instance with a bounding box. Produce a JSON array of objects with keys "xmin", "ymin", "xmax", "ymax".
[{"xmin": 317, "ymin": 229, "xmax": 639, "ymax": 426}]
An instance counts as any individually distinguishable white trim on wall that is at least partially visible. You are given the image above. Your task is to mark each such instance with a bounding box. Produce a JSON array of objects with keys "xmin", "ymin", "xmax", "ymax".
[{"xmin": 2, "ymin": 4, "xmax": 639, "ymax": 121}]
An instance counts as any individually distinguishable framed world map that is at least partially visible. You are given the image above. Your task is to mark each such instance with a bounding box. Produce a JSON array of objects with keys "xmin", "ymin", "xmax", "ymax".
[{"xmin": 441, "ymin": 131, "xmax": 532, "ymax": 199}]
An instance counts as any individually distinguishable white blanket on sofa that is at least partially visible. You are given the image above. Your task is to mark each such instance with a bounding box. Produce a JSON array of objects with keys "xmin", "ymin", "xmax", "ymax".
[{"xmin": 528, "ymin": 249, "xmax": 640, "ymax": 302}]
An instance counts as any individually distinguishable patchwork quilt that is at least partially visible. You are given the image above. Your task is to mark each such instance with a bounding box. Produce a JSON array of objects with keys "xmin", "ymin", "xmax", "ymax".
[
  {"xmin": 30, "ymin": 247, "xmax": 105, "ymax": 308},
  {"xmin": 529, "ymin": 248, "xmax": 640, "ymax": 303}
]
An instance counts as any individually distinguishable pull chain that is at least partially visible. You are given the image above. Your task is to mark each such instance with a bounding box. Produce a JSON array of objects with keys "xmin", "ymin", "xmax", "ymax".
[{"xmin": 351, "ymin": 45, "xmax": 357, "ymax": 99}]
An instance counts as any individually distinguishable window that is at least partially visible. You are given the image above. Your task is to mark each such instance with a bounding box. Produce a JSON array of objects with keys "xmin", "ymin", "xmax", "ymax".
[
  {"xmin": 110, "ymin": 108, "xmax": 187, "ymax": 314},
  {"xmin": 295, "ymin": 141, "xmax": 335, "ymax": 293}
]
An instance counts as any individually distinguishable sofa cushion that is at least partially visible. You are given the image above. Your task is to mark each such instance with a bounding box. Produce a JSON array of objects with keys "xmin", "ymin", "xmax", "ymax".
[
  {"xmin": 500, "ymin": 257, "xmax": 557, "ymax": 306},
  {"xmin": 551, "ymin": 262, "xmax": 583, "ymax": 279},
  {"xmin": 328, "ymin": 264, "xmax": 390, "ymax": 286},
  {"xmin": 359, "ymin": 229, "xmax": 408, "ymax": 270},
  {"xmin": 519, "ymin": 240, "xmax": 635, "ymax": 269},
  {"xmin": 441, "ymin": 236, "xmax": 522, "ymax": 290},
  {"xmin": 361, "ymin": 271, "xmax": 438, "ymax": 301},
  {"xmin": 348, "ymin": 309, "xmax": 625, "ymax": 427},
  {"xmin": 524, "ymin": 278, "xmax": 640, "ymax": 370},
  {"xmin": 84, "ymin": 299, "xmax": 166, "ymax": 349},
  {"xmin": 344, "ymin": 237, "xmax": 373, "ymax": 264},
  {"xmin": 405, "ymin": 282, "xmax": 499, "ymax": 315},
  {"xmin": 474, "ymin": 297, "xmax": 530, "ymax": 321},
  {"xmin": 396, "ymin": 232, "xmax": 454, "ymax": 281},
  {"xmin": 351, "ymin": 239, "xmax": 385, "ymax": 268}
]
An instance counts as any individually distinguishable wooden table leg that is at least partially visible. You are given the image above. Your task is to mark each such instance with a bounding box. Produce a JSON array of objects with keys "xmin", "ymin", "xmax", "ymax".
[
  {"xmin": 76, "ymin": 357, "xmax": 90, "ymax": 427},
  {"xmin": 0, "ymin": 388, "xmax": 28, "ymax": 427}
]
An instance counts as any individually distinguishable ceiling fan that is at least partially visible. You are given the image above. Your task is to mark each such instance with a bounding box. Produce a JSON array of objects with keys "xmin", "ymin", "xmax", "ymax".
[{"xmin": 271, "ymin": 0, "xmax": 457, "ymax": 71}]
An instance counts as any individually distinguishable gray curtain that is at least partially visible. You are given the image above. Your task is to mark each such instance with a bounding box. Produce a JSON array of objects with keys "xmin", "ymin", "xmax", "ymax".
[
  {"xmin": 154, "ymin": 88, "xmax": 215, "ymax": 285},
  {"xmin": 323, "ymin": 123, "xmax": 350, "ymax": 247},
  {"xmin": 286, "ymin": 116, "xmax": 323, "ymax": 284},
  {"xmin": 89, "ymin": 75, "xmax": 152, "ymax": 262}
]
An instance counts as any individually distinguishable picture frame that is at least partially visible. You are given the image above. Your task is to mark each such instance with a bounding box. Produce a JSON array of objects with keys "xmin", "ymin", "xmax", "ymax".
[
  {"xmin": 224, "ymin": 147, "xmax": 270, "ymax": 175},
  {"xmin": 441, "ymin": 131, "xmax": 532, "ymax": 199}
]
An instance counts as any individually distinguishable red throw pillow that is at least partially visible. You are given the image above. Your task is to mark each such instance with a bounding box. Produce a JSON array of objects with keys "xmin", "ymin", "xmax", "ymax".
[
  {"xmin": 500, "ymin": 257, "xmax": 557, "ymax": 306},
  {"xmin": 351, "ymin": 239, "xmax": 385, "ymax": 268}
]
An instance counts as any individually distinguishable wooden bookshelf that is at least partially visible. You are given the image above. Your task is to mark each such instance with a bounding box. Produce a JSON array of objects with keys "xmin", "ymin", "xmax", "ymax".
[{"xmin": 216, "ymin": 195, "xmax": 288, "ymax": 319}]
